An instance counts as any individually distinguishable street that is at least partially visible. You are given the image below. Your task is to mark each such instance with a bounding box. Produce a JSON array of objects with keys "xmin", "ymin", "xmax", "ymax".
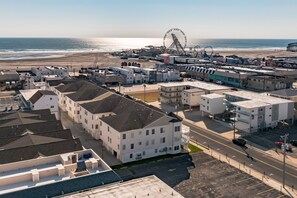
[{"xmin": 184, "ymin": 121, "xmax": 297, "ymax": 190}]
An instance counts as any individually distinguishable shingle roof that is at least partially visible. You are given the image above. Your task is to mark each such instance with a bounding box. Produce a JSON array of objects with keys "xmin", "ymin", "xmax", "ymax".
[
  {"xmin": 66, "ymin": 86, "xmax": 108, "ymax": 102},
  {"xmin": 0, "ymin": 138, "xmax": 82, "ymax": 164},
  {"xmin": 0, "ymin": 110, "xmax": 56, "ymax": 128},
  {"xmin": 29, "ymin": 90, "xmax": 56, "ymax": 104},
  {"xmin": 0, "ymin": 120, "xmax": 63, "ymax": 138},
  {"xmin": 0, "ymin": 109, "xmax": 83, "ymax": 165},
  {"xmin": 55, "ymin": 80, "xmax": 95, "ymax": 93},
  {"xmin": 0, "ymin": 70, "xmax": 20, "ymax": 82}
]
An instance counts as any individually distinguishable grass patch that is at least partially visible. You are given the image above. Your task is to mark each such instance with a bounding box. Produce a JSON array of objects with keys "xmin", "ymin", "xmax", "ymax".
[
  {"xmin": 111, "ymin": 153, "xmax": 186, "ymax": 170},
  {"xmin": 129, "ymin": 91, "xmax": 160, "ymax": 102},
  {"xmin": 189, "ymin": 143, "xmax": 203, "ymax": 153}
]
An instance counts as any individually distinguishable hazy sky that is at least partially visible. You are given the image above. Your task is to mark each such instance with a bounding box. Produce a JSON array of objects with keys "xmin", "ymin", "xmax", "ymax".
[{"xmin": 0, "ymin": 0, "xmax": 296, "ymax": 38}]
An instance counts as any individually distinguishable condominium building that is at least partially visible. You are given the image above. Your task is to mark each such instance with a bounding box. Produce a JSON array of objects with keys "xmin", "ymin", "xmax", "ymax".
[
  {"xmin": 200, "ymin": 93, "xmax": 226, "ymax": 116},
  {"xmin": 53, "ymin": 80, "xmax": 188, "ymax": 163},
  {"xmin": 181, "ymin": 88, "xmax": 205, "ymax": 108},
  {"xmin": 224, "ymin": 91, "xmax": 294, "ymax": 132},
  {"xmin": 160, "ymin": 81, "xmax": 231, "ymax": 105}
]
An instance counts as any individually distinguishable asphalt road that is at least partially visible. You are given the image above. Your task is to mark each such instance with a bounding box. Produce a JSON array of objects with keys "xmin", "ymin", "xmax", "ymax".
[{"xmin": 184, "ymin": 121, "xmax": 297, "ymax": 190}]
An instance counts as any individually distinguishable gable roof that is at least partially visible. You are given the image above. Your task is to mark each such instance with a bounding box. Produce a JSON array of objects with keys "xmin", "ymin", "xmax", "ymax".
[
  {"xmin": 66, "ymin": 86, "xmax": 108, "ymax": 102},
  {"xmin": 55, "ymin": 80, "xmax": 94, "ymax": 93},
  {"xmin": 29, "ymin": 90, "xmax": 56, "ymax": 104}
]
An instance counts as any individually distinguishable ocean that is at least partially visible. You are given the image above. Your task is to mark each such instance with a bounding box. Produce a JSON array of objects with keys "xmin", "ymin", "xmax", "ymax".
[{"xmin": 0, "ymin": 38, "xmax": 296, "ymax": 60}]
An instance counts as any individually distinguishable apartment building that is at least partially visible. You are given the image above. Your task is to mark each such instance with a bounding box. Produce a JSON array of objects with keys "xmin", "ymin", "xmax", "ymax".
[
  {"xmin": 181, "ymin": 88, "xmax": 205, "ymax": 108},
  {"xmin": 160, "ymin": 81, "xmax": 230, "ymax": 105},
  {"xmin": 224, "ymin": 91, "xmax": 294, "ymax": 132},
  {"xmin": 79, "ymin": 94, "xmax": 183, "ymax": 163},
  {"xmin": 200, "ymin": 93, "xmax": 226, "ymax": 116}
]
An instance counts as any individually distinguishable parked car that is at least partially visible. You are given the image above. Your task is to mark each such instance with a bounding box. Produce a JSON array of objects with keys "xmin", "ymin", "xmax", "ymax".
[
  {"xmin": 232, "ymin": 138, "xmax": 246, "ymax": 146},
  {"xmin": 275, "ymin": 142, "xmax": 293, "ymax": 152},
  {"xmin": 215, "ymin": 80, "xmax": 223, "ymax": 85},
  {"xmin": 230, "ymin": 88, "xmax": 238, "ymax": 91}
]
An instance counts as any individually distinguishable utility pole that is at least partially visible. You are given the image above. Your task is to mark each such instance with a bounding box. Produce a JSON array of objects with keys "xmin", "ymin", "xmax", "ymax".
[
  {"xmin": 281, "ymin": 133, "xmax": 289, "ymax": 188},
  {"xmin": 143, "ymin": 84, "xmax": 146, "ymax": 102}
]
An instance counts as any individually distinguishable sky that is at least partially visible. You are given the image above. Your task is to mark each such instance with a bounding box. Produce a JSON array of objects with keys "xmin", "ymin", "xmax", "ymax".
[{"xmin": 0, "ymin": 0, "xmax": 296, "ymax": 38}]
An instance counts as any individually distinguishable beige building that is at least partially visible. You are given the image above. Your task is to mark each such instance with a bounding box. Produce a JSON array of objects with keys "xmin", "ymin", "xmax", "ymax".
[
  {"xmin": 181, "ymin": 88, "xmax": 205, "ymax": 108},
  {"xmin": 160, "ymin": 81, "xmax": 230, "ymax": 105}
]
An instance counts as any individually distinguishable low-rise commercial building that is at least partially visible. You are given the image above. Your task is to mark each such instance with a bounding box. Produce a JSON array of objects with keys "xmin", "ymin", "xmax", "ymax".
[{"xmin": 247, "ymin": 75, "xmax": 293, "ymax": 91}]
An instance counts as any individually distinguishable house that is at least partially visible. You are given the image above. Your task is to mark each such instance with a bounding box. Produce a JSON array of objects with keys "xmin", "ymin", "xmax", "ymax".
[
  {"xmin": 0, "ymin": 70, "xmax": 20, "ymax": 90},
  {"xmin": 19, "ymin": 89, "xmax": 58, "ymax": 118}
]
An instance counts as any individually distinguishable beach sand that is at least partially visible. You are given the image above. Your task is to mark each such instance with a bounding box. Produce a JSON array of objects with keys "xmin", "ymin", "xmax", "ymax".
[{"xmin": 0, "ymin": 50, "xmax": 296, "ymax": 70}]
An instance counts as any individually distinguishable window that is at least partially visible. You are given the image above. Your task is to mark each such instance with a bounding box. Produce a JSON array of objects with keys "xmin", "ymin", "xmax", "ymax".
[
  {"xmin": 146, "ymin": 140, "xmax": 149, "ymax": 146},
  {"xmin": 174, "ymin": 146, "xmax": 179, "ymax": 151},
  {"xmin": 146, "ymin": 130, "xmax": 149, "ymax": 135},
  {"xmin": 100, "ymin": 121, "xmax": 102, "ymax": 126},
  {"xmin": 160, "ymin": 128, "xmax": 164, "ymax": 133},
  {"xmin": 238, "ymin": 107, "xmax": 241, "ymax": 111},
  {"xmin": 50, "ymin": 97, "xmax": 52, "ymax": 100},
  {"xmin": 95, "ymin": 124, "xmax": 98, "ymax": 129},
  {"xmin": 155, "ymin": 149, "xmax": 158, "ymax": 153},
  {"xmin": 108, "ymin": 126, "xmax": 110, "ymax": 132},
  {"xmin": 77, "ymin": 111, "xmax": 80, "ymax": 114},
  {"xmin": 123, "ymin": 145, "xmax": 126, "ymax": 150},
  {"xmin": 143, "ymin": 151, "xmax": 146, "ymax": 156},
  {"xmin": 175, "ymin": 126, "xmax": 180, "ymax": 132},
  {"xmin": 92, "ymin": 115, "xmax": 94, "ymax": 120},
  {"xmin": 151, "ymin": 139, "xmax": 155, "ymax": 145},
  {"xmin": 50, "ymin": 105, "xmax": 54, "ymax": 108},
  {"xmin": 138, "ymin": 141, "xmax": 142, "ymax": 146},
  {"xmin": 161, "ymin": 137, "xmax": 166, "ymax": 143},
  {"xmin": 130, "ymin": 144, "xmax": 134, "ymax": 149},
  {"xmin": 85, "ymin": 119, "xmax": 88, "ymax": 124},
  {"xmin": 92, "ymin": 124, "xmax": 93, "ymax": 129},
  {"xmin": 130, "ymin": 154, "xmax": 133, "ymax": 159},
  {"xmin": 123, "ymin": 134, "xmax": 126, "ymax": 140},
  {"xmin": 152, "ymin": 129, "xmax": 155, "ymax": 134}
]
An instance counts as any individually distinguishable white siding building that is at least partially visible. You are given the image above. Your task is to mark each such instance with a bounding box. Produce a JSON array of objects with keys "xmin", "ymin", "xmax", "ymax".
[
  {"xmin": 78, "ymin": 92, "xmax": 184, "ymax": 163},
  {"xmin": 224, "ymin": 91, "xmax": 294, "ymax": 132},
  {"xmin": 200, "ymin": 93, "xmax": 226, "ymax": 116}
]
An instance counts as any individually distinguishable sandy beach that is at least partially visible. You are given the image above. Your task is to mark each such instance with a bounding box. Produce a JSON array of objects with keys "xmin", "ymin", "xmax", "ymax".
[{"xmin": 0, "ymin": 50, "xmax": 296, "ymax": 70}]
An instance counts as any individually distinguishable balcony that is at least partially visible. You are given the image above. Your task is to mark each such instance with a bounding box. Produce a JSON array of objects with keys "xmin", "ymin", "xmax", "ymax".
[{"xmin": 237, "ymin": 110, "xmax": 250, "ymax": 116}]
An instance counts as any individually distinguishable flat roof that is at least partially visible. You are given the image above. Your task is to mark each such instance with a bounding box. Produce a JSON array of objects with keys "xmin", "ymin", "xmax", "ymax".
[
  {"xmin": 232, "ymin": 100, "xmax": 269, "ymax": 108},
  {"xmin": 201, "ymin": 93, "xmax": 225, "ymax": 99},
  {"xmin": 159, "ymin": 81, "xmax": 230, "ymax": 91},
  {"xmin": 224, "ymin": 90, "xmax": 293, "ymax": 105},
  {"xmin": 62, "ymin": 175, "xmax": 184, "ymax": 198},
  {"xmin": 183, "ymin": 88, "xmax": 204, "ymax": 93},
  {"xmin": 0, "ymin": 149, "xmax": 111, "ymax": 196}
]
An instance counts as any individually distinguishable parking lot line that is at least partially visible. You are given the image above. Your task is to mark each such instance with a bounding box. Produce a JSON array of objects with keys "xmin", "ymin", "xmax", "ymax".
[
  {"xmin": 256, "ymin": 188, "xmax": 275, "ymax": 195},
  {"xmin": 246, "ymin": 182, "xmax": 263, "ymax": 189},
  {"xmin": 235, "ymin": 177, "xmax": 253, "ymax": 184}
]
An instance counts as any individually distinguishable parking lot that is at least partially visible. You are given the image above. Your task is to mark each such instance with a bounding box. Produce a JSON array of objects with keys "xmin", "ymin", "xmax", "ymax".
[
  {"xmin": 0, "ymin": 96, "xmax": 20, "ymax": 112},
  {"xmin": 115, "ymin": 153, "xmax": 287, "ymax": 198},
  {"xmin": 243, "ymin": 125, "xmax": 297, "ymax": 158}
]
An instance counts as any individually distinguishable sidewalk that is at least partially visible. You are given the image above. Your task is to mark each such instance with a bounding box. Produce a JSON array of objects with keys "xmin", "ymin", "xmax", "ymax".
[
  {"xmin": 149, "ymin": 101, "xmax": 297, "ymax": 168},
  {"xmin": 60, "ymin": 110, "xmax": 121, "ymax": 166},
  {"xmin": 191, "ymin": 140, "xmax": 297, "ymax": 198}
]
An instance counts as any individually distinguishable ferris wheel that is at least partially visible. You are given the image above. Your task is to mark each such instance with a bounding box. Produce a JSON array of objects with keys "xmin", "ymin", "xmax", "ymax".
[{"xmin": 163, "ymin": 28, "xmax": 187, "ymax": 55}]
